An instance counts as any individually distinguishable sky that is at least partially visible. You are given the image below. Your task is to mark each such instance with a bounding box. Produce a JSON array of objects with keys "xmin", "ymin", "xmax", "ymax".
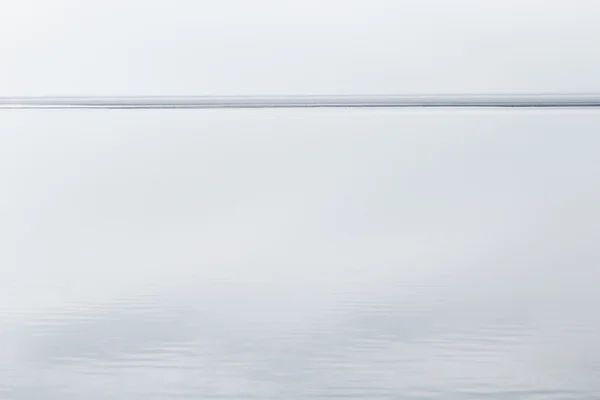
[{"xmin": 2, "ymin": 0, "xmax": 600, "ymax": 96}]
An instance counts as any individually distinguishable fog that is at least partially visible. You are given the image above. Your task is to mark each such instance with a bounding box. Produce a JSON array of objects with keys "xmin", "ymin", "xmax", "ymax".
[
  {"xmin": 2, "ymin": 0, "xmax": 600, "ymax": 96},
  {"xmin": 2, "ymin": 1, "xmax": 600, "ymax": 398}
]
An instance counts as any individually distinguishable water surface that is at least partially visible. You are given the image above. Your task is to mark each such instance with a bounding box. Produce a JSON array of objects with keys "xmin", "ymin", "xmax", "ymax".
[{"xmin": 2, "ymin": 109, "xmax": 600, "ymax": 399}]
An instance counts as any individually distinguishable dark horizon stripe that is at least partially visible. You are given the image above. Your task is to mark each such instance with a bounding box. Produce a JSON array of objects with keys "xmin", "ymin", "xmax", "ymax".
[{"xmin": 2, "ymin": 94, "xmax": 600, "ymax": 109}]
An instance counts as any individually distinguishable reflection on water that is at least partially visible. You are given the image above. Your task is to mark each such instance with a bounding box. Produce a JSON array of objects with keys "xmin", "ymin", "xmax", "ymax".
[{"xmin": 2, "ymin": 109, "xmax": 600, "ymax": 399}]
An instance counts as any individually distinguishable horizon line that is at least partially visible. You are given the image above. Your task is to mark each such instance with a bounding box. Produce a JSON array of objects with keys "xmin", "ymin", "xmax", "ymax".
[{"xmin": 3, "ymin": 94, "xmax": 600, "ymax": 109}]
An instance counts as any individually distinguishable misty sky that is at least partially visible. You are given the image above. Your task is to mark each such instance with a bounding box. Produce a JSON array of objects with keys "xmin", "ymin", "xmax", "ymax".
[{"xmin": 2, "ymin": 0, "xmax": 600, "ymax": 96}]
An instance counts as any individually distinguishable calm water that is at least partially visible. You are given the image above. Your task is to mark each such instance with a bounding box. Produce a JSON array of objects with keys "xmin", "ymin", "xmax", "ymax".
[{"xmin": 2, "ymin": 109, "xmax": 600, "ymax": 399}]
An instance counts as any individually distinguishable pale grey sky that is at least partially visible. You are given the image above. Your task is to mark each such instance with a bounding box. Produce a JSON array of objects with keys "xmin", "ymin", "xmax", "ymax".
[{"xmin": 2, "ymin": 0, "xmax": 600, "ymax": 96}]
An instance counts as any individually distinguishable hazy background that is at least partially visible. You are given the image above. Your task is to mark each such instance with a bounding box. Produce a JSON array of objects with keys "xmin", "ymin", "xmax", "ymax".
[
  {"xmin": 2, "ymin": 0, "xmax": 600, "ymax": 96},
  {"xmin": 2, "ymin": 1, "xmax": 600, "ymax": 399}
]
